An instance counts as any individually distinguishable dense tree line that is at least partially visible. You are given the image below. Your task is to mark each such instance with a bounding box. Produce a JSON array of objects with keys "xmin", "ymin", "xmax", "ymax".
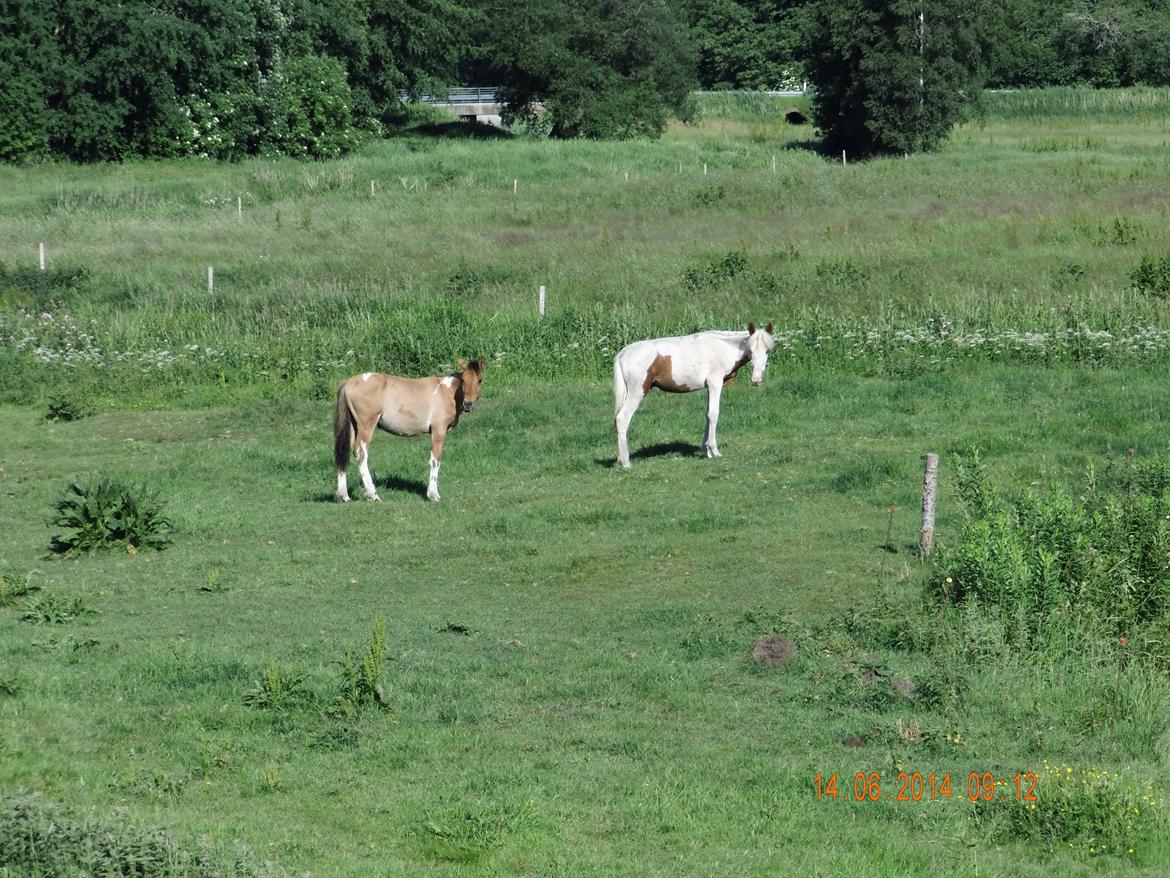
[{"xmin": 1, "ymin": 0, "xmax": 1167, "ymax": 162}]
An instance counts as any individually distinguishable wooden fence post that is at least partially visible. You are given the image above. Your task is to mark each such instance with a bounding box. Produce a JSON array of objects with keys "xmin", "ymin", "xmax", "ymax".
[{"xmin": 919, "ymin": 453, "xmax": 939, "ymax": 558}]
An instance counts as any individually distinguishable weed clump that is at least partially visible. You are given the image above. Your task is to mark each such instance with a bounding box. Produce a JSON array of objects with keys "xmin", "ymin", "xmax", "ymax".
[
  {"xmin": 19, "ymin": 593, "xmax": 96, "ymax": 624},
  {"xmin": 974, "ymin": 762, "xmax": 1161, "ymax": 857},
  {"xmin": 42, "ymin": 394, "xmax": 93, "ymax": 423},
  {"xmin": 0, "ymin": 791, "xmax": 287, "ymax": 876},
  {"xmin": 1131, "ymin": 254, "xmax": 1170, "ymax": 299},
  {"xmin": 48, "ymin": 479, "xmax": 173, "ymax": 557},
  {"xmin": 337, "ymin": 615, "xmax": 391, "ymax": 713},
  {"xmin": 932, "ymin": 450, "xmax": 1170, "ymax": 653}
]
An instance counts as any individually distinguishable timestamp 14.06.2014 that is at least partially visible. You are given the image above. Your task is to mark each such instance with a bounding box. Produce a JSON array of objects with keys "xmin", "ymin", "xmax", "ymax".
[{"xmin": 814, "ymin": 771, "xmax": 1039, "ymax": 802}]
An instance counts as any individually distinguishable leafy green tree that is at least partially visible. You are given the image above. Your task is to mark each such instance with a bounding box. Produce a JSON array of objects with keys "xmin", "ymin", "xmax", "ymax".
[
  {"xmin": 673, "ymin": 0, "xmax": 807, "ymax": 90},
  {"xmin": 472, "ymin": 0, "xmax": 697, "ymax": 139},
  {"xmin": 802, "ymin": 0, "xmax": 990, "ymax": 157}
]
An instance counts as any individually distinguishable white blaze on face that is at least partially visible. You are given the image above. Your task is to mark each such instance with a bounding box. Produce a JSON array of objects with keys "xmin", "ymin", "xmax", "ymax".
[{"xmin": 750, "ymin": 334, "xmax": 770, "ymax": 385}]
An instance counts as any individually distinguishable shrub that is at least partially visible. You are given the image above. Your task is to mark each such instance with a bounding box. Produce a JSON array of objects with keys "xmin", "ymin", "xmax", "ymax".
[
  {"xmin": 0, "ymin": 263, "xmax": 89, "ymax": 308},
  {"xmin": 20, "ymin": 593, "xmax": 97, "ymax": 624},
  {"xmin": 42, "ymin": 394, "xmax": 92, "ymax": 423},
  {"xmin": 683, "ymin": 249, "xmax": 750, "ymax": 290},
  {"xmin": 48, "ymin": 480, "xmax": 173, "ymax": 557},
  {"xmin": 931, "ymin": 451, "xmax": 1170, "ymax": 648},
  {"xmin": 0, "ymin": 791, "xmax": 287, "ymax": 876},
  {"xmin": 243, "ymin": 661, "xmax": 309, "ymax": 711},
  {"xmin": 337, "ymin": 616, "xmax": 391, "ymax": 713},
  {"xmin": 974, "ymin": 762, "xmax": 1161, "ymax": 856},
  {"xmin": 1131, "ymin": 254, "xmax": 1170, "ymax": 299},
  {"xmin": 260, "ymin": 55, "xmax": 361, "ymax": 160},
  {"xmin": 0, "ymin": 572, "xmax": 40, "ymax": 607}
]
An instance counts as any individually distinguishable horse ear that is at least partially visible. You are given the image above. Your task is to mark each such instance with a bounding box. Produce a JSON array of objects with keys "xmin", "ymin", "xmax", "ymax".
[
  {"xmin": 748, "ymin": 322, "xmax": 756, "ymax": 335},
  {"xmin": 457, "ymin": 357, "xmax": 468, "ymax": 371},
  {"xmin": 476, "ymin": 357, "xmax": 485, "ymax": 373},
  {"xmin": 765, "ymin": 323, "xmax": 773, "ymax": 334}
]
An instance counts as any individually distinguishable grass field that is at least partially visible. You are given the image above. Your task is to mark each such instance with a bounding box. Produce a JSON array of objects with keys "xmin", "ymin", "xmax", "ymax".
[{"xmin": 2, "ymin": 91, "xmax": 1170, "ymax": 876}]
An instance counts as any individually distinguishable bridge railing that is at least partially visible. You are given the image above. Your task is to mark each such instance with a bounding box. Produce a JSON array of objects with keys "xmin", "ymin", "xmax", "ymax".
[{"xmin": 398, "ymin": 87, "xmax": 499, "ymax": 106}]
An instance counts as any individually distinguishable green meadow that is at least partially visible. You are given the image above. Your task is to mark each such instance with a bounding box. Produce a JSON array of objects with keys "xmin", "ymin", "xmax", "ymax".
[{"xmin": 2, "ymin": 90, "xmax": 1170, "ymax": 876}]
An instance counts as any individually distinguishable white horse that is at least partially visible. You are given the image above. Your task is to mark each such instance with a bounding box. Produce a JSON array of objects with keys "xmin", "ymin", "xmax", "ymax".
[{"xmin": 613, "ymin": 323, "xmax": 774, "ymax": 469}]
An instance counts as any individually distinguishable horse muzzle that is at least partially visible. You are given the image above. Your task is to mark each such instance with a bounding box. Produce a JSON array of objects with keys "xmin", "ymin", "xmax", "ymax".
[
  {"xmin": 461, "ymin": 401, "xmax": 475, "ymax": 413},
  {"xmin": 751, "ymin": 375, "xmax": 764, "ymax": 386}
]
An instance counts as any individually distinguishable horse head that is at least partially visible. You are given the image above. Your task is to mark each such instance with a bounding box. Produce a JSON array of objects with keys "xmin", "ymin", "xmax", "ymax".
[
  {"xmin": 456, "ymin": 357, "xmax": 486, "ymax": 412},
  {"xmin": 746, "ymin": 323, "xmax": 775, "ymax": 385}
]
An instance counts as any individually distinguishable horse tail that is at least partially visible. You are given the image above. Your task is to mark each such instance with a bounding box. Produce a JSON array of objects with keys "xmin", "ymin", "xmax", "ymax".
[
  {"xmin": 333, "ymin": 381, "xmax": 353, "ymax": 469},
  {"xmin": 613, "ymin": 353, "xmax": 627, "ymax": 417}
]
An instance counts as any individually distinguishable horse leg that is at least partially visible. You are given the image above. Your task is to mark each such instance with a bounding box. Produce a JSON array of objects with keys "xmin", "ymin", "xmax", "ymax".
[
  {"xmin": 427, "ymin": 427, "xmax": 446, "ymax": 502},
  {"xmin": 355, "ymin": 418, "xmax": 381, "ymax": 501},
  {"xmin": 336, "ymin": 465, "xmax": 350, "ymax": 502},
  {"xmin": 615, "ymin": 387, "xmax": 645, "ymax": 470},
  {"xmin": 704, "ymin": 377, "xmax": 723, "ymax": 459}
]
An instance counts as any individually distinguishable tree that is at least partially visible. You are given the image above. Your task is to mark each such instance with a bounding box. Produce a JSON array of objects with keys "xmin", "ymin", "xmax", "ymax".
[
  {"xmin": 802, "ymin": 0, "xmax": 990, "ymax": 157},
  {"xmin": 673, "ymin": 0, "xmax": 807, "ymax": 91},
  {"xmin": 471, "ymin": 0, "xmax": 697, "ymax": 139}
]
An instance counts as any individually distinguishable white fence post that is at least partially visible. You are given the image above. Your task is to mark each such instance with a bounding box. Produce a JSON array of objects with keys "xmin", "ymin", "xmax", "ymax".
[
  {"xmin": 920, "ymin": 453, "xmax": 939, "ymax": 557},
  {"xmin": 208, "ymin": 266, "xmax": 214, "ymax": 294},
  {"xmin": 538, "ymin": 285, "xmax": 546, "ymax": 318},
  {"xmin": 38, "ymin": 242, "xmax": 45, "ymax": 271}
]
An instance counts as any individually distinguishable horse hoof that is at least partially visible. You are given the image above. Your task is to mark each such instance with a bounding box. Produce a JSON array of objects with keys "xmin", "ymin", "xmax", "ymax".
[
  {"xmin": 366, "ymin": 494, "xmax": 381, "ymax": 502},
  {"xmin": 427, "ymin": 494, "xmax": 441, "ymax": 502},
  {"xmin": 337, "ymin": 495, "xmax": 350, "ymax": 503}
]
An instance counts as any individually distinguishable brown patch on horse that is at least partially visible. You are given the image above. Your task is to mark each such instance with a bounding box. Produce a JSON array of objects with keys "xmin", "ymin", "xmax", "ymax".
[
  {"xmin": 723, "ymin": 351, "xmax": 750, "ymax": 386},
  {"xmin": 643, "ymin": 354, "xmax": 689, "ymax": 394}
]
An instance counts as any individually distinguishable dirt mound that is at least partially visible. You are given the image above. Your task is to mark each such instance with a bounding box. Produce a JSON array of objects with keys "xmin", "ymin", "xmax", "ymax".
[{"xmin": 748, "ymin": 634, "xmax": 797, "ymax": 668}]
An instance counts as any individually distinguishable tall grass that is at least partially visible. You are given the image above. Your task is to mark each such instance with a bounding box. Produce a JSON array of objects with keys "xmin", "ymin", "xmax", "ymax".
[
  {"xmin": 0, "ymin": 86, "xmax": 1168, "ymax": 409},
  {"xmin": 984, "ymin": 86, "xmax": 1170, "ymax": 120}
]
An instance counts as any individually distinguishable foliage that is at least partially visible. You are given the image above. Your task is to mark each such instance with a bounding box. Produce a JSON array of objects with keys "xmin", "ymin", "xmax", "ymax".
[
  {"xmin": 338, "ymin": 616, "xmax": 391, "ymax": 713},
  {"xmin": 673, "ymin": 0, "xmax": 808, "ymax": 90},
  {"xmin": 983, "ymin": 0, "xmax": 1170, "ymax": 88},
  {"xmin": 0, "ymin": 263, "xmax": 90, "ymax": 309},
  {"xmin": 42, "ymin": 394, "xmax": 93, "ymax": 423},
  {"xmin": 683, "ymin": 249, "xmax": 749, "ymax": 289},
  {"xmin": 48, "ymin": 480, "xmax": 174, "ymax": 557},
  {"xmin": 474, "ymin": 0, "xmax": 697, "ymax": 139},
  {"xmin": 0, "ymin": 572, "xmax": 40, "ymax": 607},
  {"xmin": 261, "ymin": 54, "xmax": 360, "ymax": 159},
  {"xmin": 243, "ymin": 661, "xmax": 309, "ymax": 711},
  {"xmin": 19, "ymin": 593, "xmax": 97, "ymax": 625},
  {"xmin": 0, "ymin": 791, "xmax": 286, "ymax": 876},
  {"xmin": 974, "ymin": 761, "xmax": 1161, "ymax": 856},
  {"xmin": 1131, "ymin": 254, "xmax": 1170, "ymax": 299},
  {"xmin": 802, "ymin": 0, "xmax": 990, "ymax": 156},
  {"xmin": 932, "ymin": 451, "xmax": 1170, "ymax": 648},
  {"xmin": 0, "ymin": 0, "xmax": 465, "ymax": 162}
]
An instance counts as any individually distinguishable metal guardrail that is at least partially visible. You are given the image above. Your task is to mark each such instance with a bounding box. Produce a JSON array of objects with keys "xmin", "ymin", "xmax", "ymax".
[
  {"xmin": 399, "ymin": 86, "xmax": 808, "ymax": 105},
  {"xmin": 398, "ymin": 87, "xmax": 499, "ymax": 106}
]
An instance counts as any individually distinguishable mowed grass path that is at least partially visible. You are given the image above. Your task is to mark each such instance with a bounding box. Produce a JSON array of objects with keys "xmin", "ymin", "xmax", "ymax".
[{"xmin": 3, "ymin": 365, "xmax": 1170, "ymax": 875}]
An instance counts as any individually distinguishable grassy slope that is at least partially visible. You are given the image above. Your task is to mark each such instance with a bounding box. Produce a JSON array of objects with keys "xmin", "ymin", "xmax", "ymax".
[
  {"xmin": 4, "ymin": 366, "xmax": 1170, "ymax": 875},
  {"xmin": 1, "ymin": 91, "xmax": 1169, "ymax": 408},
  {"xmin": 2, "ymin": 91, "xmax": 1170, "ymax": 874}
]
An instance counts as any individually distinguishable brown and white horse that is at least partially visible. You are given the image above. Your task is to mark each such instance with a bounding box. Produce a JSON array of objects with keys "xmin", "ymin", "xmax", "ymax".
[
  {"xmin": 333, "ymin": 358, "xmax": 485, "ymax": 502},
  {"xmin": 613, "ymin": 324, "xmax": 774, "ymax": 469}
]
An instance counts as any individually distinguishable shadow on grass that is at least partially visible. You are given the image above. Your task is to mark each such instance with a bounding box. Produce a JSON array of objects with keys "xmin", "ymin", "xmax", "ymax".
[
  {"xmin": 595, "ymin": 441, "xmax": 702, "ymax": 468},
  {"xmin": 377, "ymin": 473, "xmax": 429, "ymax": 499},
  {"xmin": 303, "ymin": 473, "xmax": 428, "ymax": 502},
  {"xmin": 407, "ymin": 120, "xmax": 513, "ymax": 141}
]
